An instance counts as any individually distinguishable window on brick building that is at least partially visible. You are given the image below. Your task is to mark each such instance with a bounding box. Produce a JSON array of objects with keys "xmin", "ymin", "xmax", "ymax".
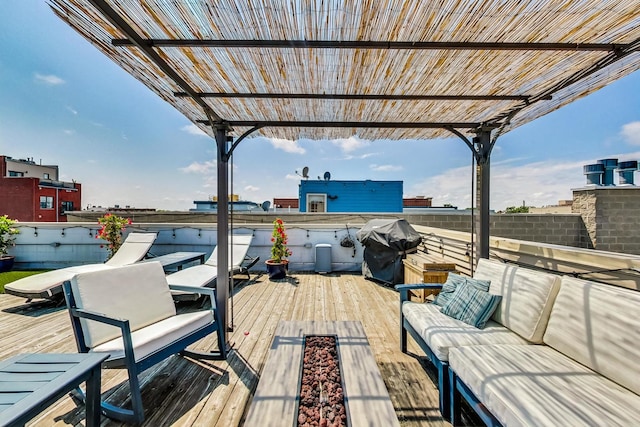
[
  {"xmin": 40, "ymin": 196, "xmax": 54, "ymax": 209},
  {"xmin": 8, "ymin": 171, "xmax": 24, "ymax": 177},
  {"xmin": 61, "ymin": 201, "xmax": 74, "ymax": 214}
]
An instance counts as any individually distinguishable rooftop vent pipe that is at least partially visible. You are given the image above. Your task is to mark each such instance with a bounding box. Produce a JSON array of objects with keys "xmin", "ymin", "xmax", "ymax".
[
  {"xmin": 598, "ymin": 158, "xmax": 618, "ymax": 186},
  {"xmin": 617, "ymin": 160, "xmax": 638, "ymax": 186},
  {"xmin": 583, "ymin": 163, "xmax": 604, "ymax": 185}
]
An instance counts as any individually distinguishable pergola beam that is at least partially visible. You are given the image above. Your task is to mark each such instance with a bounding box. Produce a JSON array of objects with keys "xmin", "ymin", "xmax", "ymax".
[
  {"xmin": 113, "ymin": 39, "xmax": 623, "ymax": 52},
  {"xmin": 196, "ymin": 120, "xmax": 496, "ymax": 129},
  {"xmin": 177, "ymin": 92, "xmax": 540, "ymax": 102},
  {"xmin": 87, "ymin": 0, "xmax": 223, "ymax": 122}
]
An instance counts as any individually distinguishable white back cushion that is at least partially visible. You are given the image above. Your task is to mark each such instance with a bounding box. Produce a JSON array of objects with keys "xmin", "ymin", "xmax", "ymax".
[
  {"xmin": 105, "ymin": 232, "xmax": 157, "ymax": 266},
  {"xmin": 70, "ymin": 262, "xmax": 176, "ymax": 348},
  {"xmin": 474, "ymin": 259, "xmax": 560, "ymax": 343},
  {"xmin": 205, "ymin": 234, "xmax": 253, "ymax": 267},
  {"xmin": 544, "ymin": 276, "xmax": 640, "ymax": 395}
]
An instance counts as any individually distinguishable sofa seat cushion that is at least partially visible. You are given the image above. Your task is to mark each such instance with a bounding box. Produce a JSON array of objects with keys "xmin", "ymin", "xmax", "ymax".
[
  {"xmin": 402, "ymin": 302, "xmax": 529, "ymax": 361},
  {"xmin": 449, "ymin": 344, "xmax": 640, "ymax": 427},
  {"xmin": 92, "ymin": 310, "xmax": 214, "ymax": 362}
]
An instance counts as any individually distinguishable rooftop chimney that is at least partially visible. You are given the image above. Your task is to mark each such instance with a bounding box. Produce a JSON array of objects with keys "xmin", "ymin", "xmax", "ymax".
[
  {"xmin": 617, "ymin": 160, "xmax": 638, "ymax": 186},
  {"xmin": 598, "ymin": 158, "xmax": 618, "ymax": 186}
]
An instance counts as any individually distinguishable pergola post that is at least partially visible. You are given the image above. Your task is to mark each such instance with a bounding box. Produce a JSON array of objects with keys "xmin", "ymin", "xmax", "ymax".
[
  {"xmin": 215, "ymin": 124, "xmax": 230, "ymax": 355},
  {"xmin": 474, "ymin": 130, "xmax": 492, "ymax": 260}
]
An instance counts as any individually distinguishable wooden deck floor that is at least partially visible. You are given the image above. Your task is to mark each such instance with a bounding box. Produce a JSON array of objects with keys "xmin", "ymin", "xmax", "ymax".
[{"xmin": 0, "ymin": 273, "xmax": 448, "ymax": 427}]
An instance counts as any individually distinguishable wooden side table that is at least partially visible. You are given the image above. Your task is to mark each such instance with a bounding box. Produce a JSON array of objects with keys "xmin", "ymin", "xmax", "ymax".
[{"xmin": 0, "ymin": 353, "xmax": 108, "ymax": 427}]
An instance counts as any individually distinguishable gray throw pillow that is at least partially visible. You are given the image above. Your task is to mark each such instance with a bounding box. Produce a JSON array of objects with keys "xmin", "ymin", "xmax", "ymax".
[
  {"xmin": 440, "ymin": 281, "xmax": 502, "ymax": 328},
  {"xmin": 433, "ymin": 273, "xmax": 490, "ymax": 307}
]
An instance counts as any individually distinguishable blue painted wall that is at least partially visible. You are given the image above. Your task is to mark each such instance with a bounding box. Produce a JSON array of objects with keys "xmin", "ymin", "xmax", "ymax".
[{"xmin": 299, "ymin": 180, "xmax": 403, "ymax": 212}]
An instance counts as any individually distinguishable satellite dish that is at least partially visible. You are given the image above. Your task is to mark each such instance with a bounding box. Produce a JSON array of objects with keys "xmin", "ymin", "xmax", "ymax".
[
  {"xmin": 295, "ymin": 166, "xmax": 310, "ymax": 179},
  {"xmin": 324, "ymin": 171, "xmax": 331, "ymax": 181},
  {"xmin": 261, "ymin": 201, "xmax": 271, "ymax": 211}
]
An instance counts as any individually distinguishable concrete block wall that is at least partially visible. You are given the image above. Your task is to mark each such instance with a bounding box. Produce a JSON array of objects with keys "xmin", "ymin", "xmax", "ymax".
[
  {"xmin": 67, "ymin": 211, "xmax": 590, "ymax": 249},
  {"xmin": 573, "ymin": 187, "xmax": 640, "ymax": 254}
]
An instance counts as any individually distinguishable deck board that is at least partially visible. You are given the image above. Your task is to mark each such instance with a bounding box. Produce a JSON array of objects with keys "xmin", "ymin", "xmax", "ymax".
[{"xmin": 0, "ymin": 273, "xmax": 447, "ymax": 426}]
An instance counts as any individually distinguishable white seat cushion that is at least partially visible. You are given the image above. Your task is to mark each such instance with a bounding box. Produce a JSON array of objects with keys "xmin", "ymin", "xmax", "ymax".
[
  {"xmin": 167, "ymin": 264, "xmax": 218, "ymax": 288},
  {"xmin": 92, "ymin": 310, "xmax": 214, "ymax": 362},
  {"xmin": 5, "ymin": 264, "xmax": 112, "ymax": 294},
  {"xmin": 544, "ymin": 276, "xmax": 640, "ymax": 395},
  {"xmin": 402, "ymin": 302, "xmax": 529, "ymax": 361},
  {"xmin": 449, "ymin": 344, "xmax": 640, "ymax": 427}
]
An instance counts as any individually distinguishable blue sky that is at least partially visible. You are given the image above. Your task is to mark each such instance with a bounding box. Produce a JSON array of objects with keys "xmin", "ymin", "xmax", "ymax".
[{"xmin": 1, "ymin": 1, "xmax": 639, "ymax": 212}]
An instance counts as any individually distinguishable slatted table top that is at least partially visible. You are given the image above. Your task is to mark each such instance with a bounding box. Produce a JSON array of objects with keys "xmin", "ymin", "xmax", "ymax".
[
  {"xmin": 244, "ymin": 320, "xmax": 400, "ymax": 427},
  {"xmin": 142, "ymin": 252, "xmax": 206, "ymax": 271},
  {"xmin": 0, "ymin": 353, "xmax": 108, "ymax": 426}
]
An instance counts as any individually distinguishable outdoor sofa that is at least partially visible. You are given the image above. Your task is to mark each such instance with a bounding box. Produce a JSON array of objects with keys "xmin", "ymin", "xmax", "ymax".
[{"xmin": 398, "ymin": 258, "xmax": 640, "ymax": 425}]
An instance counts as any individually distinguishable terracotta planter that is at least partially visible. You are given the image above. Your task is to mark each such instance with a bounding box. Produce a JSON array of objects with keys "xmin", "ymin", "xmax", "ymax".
[
  {"xmin": 0, "ymin": 256, "xmax": 15, "ymax": 273},
  {"xmin": 265, "ymin": 259, "xmax": 288, "ymax": 280}
]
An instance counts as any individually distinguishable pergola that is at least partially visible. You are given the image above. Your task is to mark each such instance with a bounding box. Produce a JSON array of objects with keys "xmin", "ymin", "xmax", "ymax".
[{"xmin": 50, "ymin": 0, "xmax": 640, "ymax": 352}]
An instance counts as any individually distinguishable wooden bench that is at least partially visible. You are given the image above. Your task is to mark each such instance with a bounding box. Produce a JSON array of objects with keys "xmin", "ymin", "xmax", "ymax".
[
  {"xmin": 245, "ymin": 320, "xmax": 399, "ymax": 427},
  {"xmin": 0, "ymin": 353, "xmax": 108, "ymax": 427}
]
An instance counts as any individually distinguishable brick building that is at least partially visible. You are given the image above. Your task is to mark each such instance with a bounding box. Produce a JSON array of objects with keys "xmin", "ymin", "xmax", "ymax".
[{"xmin": 0, "ymin": 155, "xmax": 82, "ymax": 222}]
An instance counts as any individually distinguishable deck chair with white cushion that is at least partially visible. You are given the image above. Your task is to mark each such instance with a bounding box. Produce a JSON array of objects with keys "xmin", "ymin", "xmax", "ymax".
[
  {"xmin": 167, "ymin": 234, "xmax": 258, "ymax": 300},
  {"xmin": 4, "ymin": 232, "xmax": 157, "ymax": 302},
  {"xmin": 63, "ymin": 261, "xmax": 226, "ymax": 424}
]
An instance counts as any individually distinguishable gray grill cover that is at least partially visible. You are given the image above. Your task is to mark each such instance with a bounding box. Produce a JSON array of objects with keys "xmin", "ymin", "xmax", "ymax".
[{"xmin": 356, "ymin": 219, "xmax": 422, "ymax": 285}]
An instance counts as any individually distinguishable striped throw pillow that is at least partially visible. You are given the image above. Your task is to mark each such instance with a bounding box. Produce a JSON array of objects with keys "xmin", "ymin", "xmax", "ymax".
[
  {"xmin": 440, "ymin": 281, "xmax": 502, "ymax": 328},
  {"xmin": 433, "ymin": 273, "xmax": 490, "ymax": 307}
]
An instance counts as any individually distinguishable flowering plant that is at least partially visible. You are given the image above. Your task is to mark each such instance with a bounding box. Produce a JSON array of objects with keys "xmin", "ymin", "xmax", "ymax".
[
  {"xmin": 96, "ymin": 213, "xmax": 132, "ymax": 260},
  {"xmin": 0, "ymin": 215, "xmax": 20, "ymax": 257},
  {"xmin": 270, "ymin": 218, "xmax": 292, "ymax": 263}
]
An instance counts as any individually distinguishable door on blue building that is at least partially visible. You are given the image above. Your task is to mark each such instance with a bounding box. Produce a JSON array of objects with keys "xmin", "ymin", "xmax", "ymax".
[{"xmin": 307, "ymin": 194, "xmax": 326, "ymax": 213}]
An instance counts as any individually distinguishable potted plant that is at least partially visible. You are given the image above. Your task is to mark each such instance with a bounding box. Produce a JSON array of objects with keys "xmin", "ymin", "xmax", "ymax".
[
  {"xmin": 96, "ymin": 213, "xmax": 132, "ymax": 260},
  {"xmin": 265, "ymin": 218, "xmax": 292, "ymax": 280},
  {"xmin": 0, "ymin": 215, "xmax": 20, "ymax": 272}
]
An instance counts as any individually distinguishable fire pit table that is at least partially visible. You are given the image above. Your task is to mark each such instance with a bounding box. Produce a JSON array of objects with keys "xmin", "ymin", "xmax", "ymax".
[{"xmin": 245, "ymin": 320, "xmax": 399, "ymax": 427}]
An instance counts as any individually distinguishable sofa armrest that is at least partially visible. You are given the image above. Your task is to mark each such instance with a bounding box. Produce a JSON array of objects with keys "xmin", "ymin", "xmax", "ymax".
[{"xmin": 395, "ymin": 283, "xmax": 443, "ymax": 303}]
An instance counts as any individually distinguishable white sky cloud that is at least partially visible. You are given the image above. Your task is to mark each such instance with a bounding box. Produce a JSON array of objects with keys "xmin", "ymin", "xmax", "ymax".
[
  {"xmin": 63, "ymin": 129, "xmax": 75, "ymax": 135},
  {"xmin": 244, "ymin": 185, "xmax": 259, "ymax": 192},
  {"xmin": 621, "ymin": 121, "xmax": 640, "ymax": 146},
  {"xmin": 181, "ymin": 123, "xmax": 208, "ymax": 137},
  {"xmin": 269, "ymin": 138, "xmax": 306, "ymax": 154},
  {"xmin": 344, "ymin": 152, "xmax": 378, "ymax": 160},
  {"xmin": 180, "ymin": 160, "xmax": 216, "ymax": 174},
  {"xmin": 66, "ymin": 106, "xmax": 78, "ymax": 115},
  {"xmin": 410, "ymin": 158, "xmax": 588, "ymax": 210},
  {"xmin": 370, "ymin": 164, "xmax": 403, "ymax": 172},
  {"xmin": 34, "ymin": 73, "xmax": 65, "ymax": 85},
  {"xmin": 285, "ymin": 173, "xmax": 300, "ymax": 180},
  {"xmin": 332, "ymin": 136, "xmax": 370, "ymax": 153}
]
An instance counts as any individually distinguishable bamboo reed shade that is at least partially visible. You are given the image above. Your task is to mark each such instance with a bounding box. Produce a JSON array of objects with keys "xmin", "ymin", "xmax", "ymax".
[{"xmin": 49, "ymin": 0, "xmax": 640, "ymax": 141}]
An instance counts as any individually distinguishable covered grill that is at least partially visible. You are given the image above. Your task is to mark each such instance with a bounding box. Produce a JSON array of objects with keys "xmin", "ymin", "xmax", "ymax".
[{"xmin": 356, "ymin": 219, "xmax": 422, "ymax": 285}]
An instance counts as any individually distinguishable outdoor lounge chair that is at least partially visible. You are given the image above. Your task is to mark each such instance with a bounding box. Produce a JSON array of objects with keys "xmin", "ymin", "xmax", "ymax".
[
  {"xmin": 4, "ymin": 232, "xmax": 157, "ymax": 301},
  {"xmin": 63, "ymin": 261, "xmax": 225, "ymax": 424},
  {"xmin": 167, "ymin": 234, "xmax": 258, "ymax": 300}
]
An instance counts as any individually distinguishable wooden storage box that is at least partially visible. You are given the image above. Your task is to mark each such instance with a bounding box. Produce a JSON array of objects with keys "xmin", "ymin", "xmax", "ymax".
[{"xmin": 403, "ymin": 255, "xmax": 457, "ymax": 302}]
